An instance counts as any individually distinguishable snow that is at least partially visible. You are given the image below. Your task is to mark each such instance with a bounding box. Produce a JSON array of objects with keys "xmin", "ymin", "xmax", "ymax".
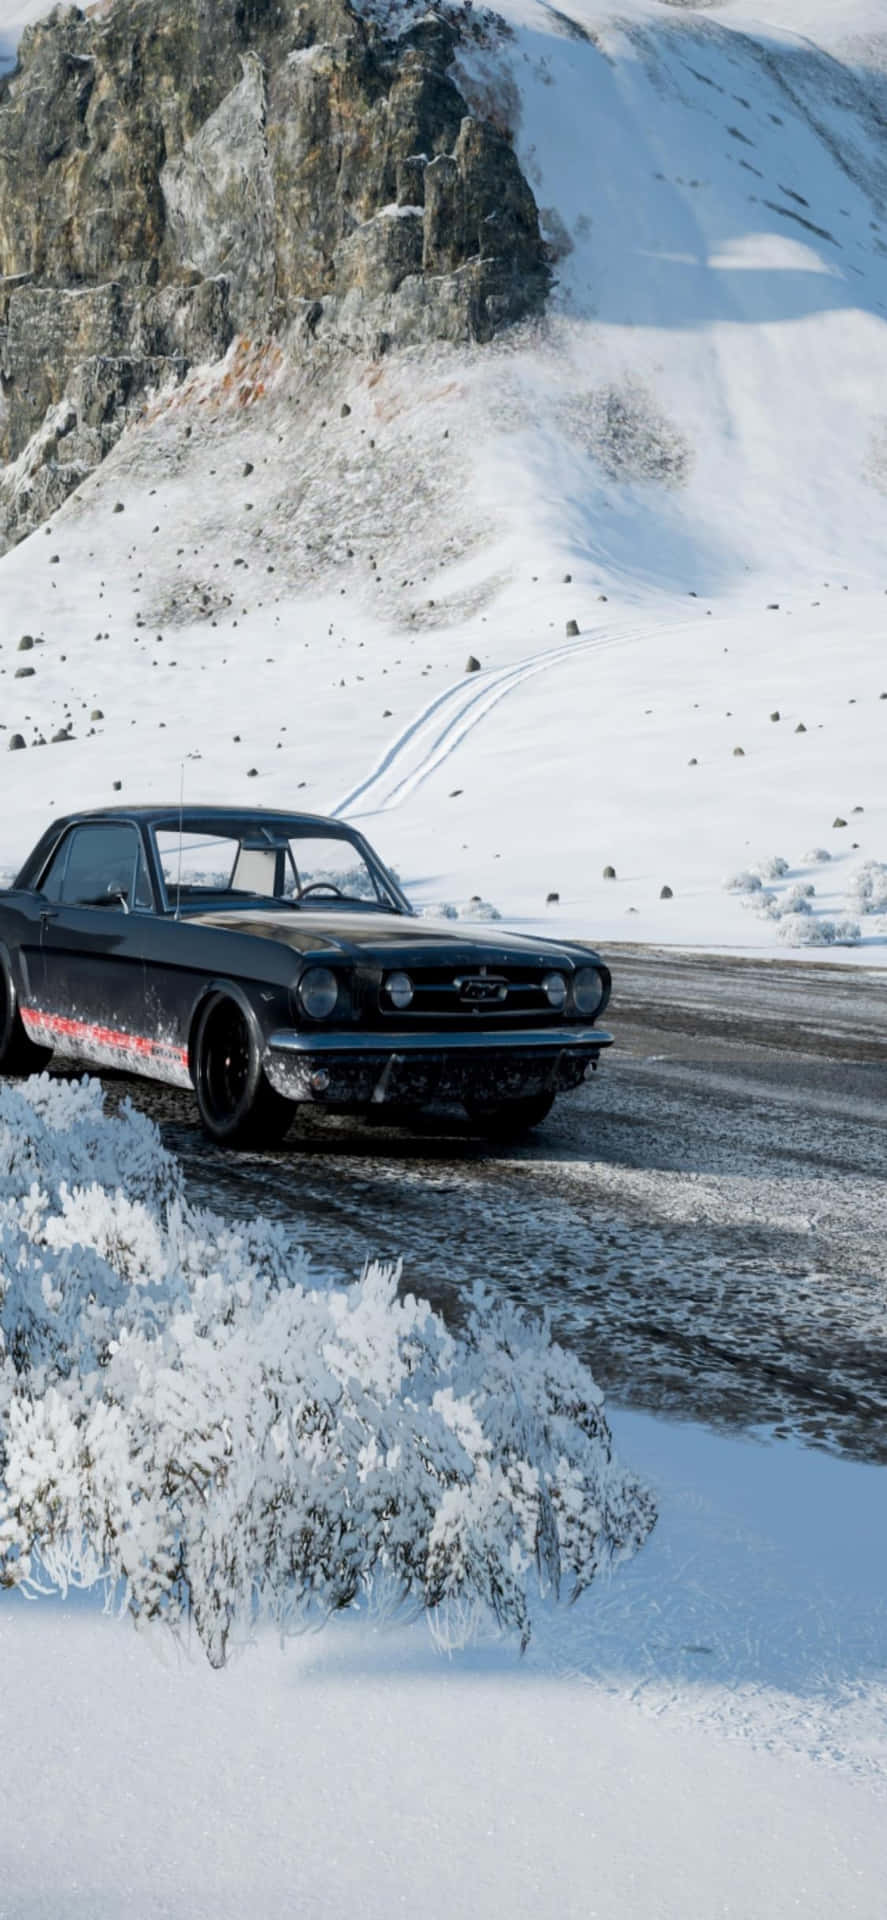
[
  {"xmin": 0, "ymin": 1, "xmax": 885, "ymax": 1891},
  {"xmin": 1, "ymin": 1409, "xmax": 884, "ymax": 1919},
  {"xmin": 2, "ymin": 2, "xmax": 887, "ymax": 956}
]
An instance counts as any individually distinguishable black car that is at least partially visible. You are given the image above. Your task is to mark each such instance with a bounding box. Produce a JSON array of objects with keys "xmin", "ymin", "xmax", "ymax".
[{"xmin": 0, "ymin": 806, "xmax": 613, "ymax": 1144}]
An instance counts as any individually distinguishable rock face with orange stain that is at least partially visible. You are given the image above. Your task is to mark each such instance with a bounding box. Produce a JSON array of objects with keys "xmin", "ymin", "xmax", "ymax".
[{"xmin": 0, "ymin": 0, "xmax": 549, "ymax": 545}]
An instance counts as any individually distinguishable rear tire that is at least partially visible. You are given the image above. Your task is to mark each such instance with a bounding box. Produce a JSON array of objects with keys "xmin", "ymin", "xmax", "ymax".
[
  {"xmin": 464, "ymin": 1092, "xmax": 555, "ymax": 1139},
  {"xmin": 0, "ymin": 962, "xmax": 52, "ymax": 1077},
  {"xmin": 192, "ymin": 992, "xmax": 293, "ymax": 1148}
]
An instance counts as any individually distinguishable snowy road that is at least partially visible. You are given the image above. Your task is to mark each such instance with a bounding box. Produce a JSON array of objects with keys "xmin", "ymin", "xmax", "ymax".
[{"xmin": 111, "ymin": 949, "xmax": 887, "ymax": 1465}]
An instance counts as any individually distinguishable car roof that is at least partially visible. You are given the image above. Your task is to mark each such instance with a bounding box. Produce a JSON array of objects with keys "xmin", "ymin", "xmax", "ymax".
[{"xmin": 48, "ymin": 804, "xmax": 345, "ymax": 835}]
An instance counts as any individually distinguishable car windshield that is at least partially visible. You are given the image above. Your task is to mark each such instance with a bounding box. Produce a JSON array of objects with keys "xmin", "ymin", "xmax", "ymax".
[{"xmin": 153, "ymin": 828, "xmax": 407, "ymax": 913}]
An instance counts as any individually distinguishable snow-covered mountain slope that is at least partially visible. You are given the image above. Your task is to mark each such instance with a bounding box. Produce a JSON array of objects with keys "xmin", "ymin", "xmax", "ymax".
[{"xmin": 1, "ymin": 0, "xmax": 886, "ymax": 955}]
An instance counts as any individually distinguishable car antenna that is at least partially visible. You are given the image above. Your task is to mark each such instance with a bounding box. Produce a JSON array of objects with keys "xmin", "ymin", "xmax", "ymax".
[{"xmin": 175, "ymin": 760, "xmax": 184, "ymax": 920}]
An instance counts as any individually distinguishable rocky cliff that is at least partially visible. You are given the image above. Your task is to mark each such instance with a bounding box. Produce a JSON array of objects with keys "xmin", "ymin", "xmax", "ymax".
[{"xmin": 0, "ymin": 0, "xmax": 549, "ymax": 545}]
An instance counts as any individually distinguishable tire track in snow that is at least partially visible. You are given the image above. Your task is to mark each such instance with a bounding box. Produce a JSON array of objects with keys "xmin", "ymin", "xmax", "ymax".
[{"xmin": 331, "ymin": 623, "xmax": 641, "ymax": 819}]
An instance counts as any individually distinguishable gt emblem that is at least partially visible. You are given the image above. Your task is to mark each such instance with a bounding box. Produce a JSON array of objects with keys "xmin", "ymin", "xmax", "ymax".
[{"xmin": 455, "ymin": 976, "xmax": 509, "ymax": 1004}]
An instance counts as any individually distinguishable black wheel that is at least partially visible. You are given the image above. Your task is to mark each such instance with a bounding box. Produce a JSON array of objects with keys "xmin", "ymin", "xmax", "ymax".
[
  {"xmin": 192, "ymin": 993, "xmax": 293, "ymax": 1148},
  {"xmin": 0, "ymin": 961, "xmax": 52, "ymax": 1076},
  {"xmin": 464, "ymin": 1092, "xmax": 555, "ymax": 1139}
]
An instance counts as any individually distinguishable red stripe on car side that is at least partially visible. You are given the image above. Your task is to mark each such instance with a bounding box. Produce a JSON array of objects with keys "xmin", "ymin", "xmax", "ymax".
[{"xmin": 21, "ymin": 1007, "xmax": 189, "ymax": 1067}]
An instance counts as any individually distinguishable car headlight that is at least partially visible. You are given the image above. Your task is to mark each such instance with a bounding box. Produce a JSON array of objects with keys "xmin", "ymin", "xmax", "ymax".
[
  {"xmin": 572, "ymin": 965, "xmax": 606, "ymax": 1016},
  {"xmin": 297, "ymin": 966, "xmax": 339, "ymax": 1020},
  {"xmin": 542, "ymin": 971, "xmax": 568, "ymax": 1010},
  {"xmin": 385, "ymin": 970, "xmax": 414, "ymax": 1010}
]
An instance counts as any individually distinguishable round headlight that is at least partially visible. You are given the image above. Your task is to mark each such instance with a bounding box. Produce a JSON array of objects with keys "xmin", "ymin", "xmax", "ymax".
[
  {"xmin": 297, "ymin": 965, "xmax": 339, "ymax": 1020},
  {"xmin": 542, "ymin": 971, "xmax": 568, "ymax": 1010},
  {"xmin": 385, "ymin": 970, "xmax": 414, "ymax": 1010},
  {"xmin": 573, "ymin": 965, "xmax": 605, "ymax": 1016}
]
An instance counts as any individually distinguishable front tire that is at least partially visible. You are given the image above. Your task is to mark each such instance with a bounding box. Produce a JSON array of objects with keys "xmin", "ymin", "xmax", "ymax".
[
  {"xmin": 0, "ymin": 961, "xmax": 52, "ymax": 1076},
  {"xmin": 464, "ymin": 1092, "xmax": 555, "ymax": 1139},
  {"xmin": 192, "ymin": 993, "xmax": 293, "ymax": 1148}
]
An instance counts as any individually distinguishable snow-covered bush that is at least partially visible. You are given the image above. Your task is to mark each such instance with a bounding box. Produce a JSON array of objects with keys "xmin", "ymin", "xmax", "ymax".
[
  {"xmin": 846, "ymin": 862, "xmax": 887, "ymax": 915},
  {"xmin": 753, "ymin": 854, "xmax": 790, "ymax": 880},
  {"xmin": 419, "ymin": 902, "xmax": 458, "ymax": 920},
  {"xmin": 780, "ymin": 882, "xmax": 815, "ymax": 914},
  {"xmin": 777, "ymin": 914, "xmax": 861, "ymax": 947},
  {"xmin": 0, "ymin": 1079, "xmax": 654, "ymax": 1666},
  {"xmin": 724, "ymin": 870, "xmax": 763, "ymax": 894},
  {"xmin": 803, "ymin": 848, "xmax": 832, "ymax": 864},
  {"xmin": 457, "ymin": 897, "xmax": 502, "ymax": 922}
]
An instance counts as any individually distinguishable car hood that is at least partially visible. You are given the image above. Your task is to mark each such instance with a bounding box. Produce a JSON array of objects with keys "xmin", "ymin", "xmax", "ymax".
[{"xmin": 190, "ymin": 908, "xmax": 600, "ymax": 969}]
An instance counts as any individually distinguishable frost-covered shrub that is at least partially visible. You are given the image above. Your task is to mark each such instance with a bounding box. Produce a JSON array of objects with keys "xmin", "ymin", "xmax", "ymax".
[
  {"xmin": 777, "ymin": 914, "xmax": 861, "ymax": 947},
  {"xmin": 419, "ymin": 903, "xmax": 458, "ymax": 921},
  {"xmin": 803, "ymin": 848, "xmax": 832, "ymax": 864},
  {"xmin": 753, "ymin": 854, "xmax": 790, "ymax": 880},
  {"xmin": 846, "ymin": 862, "xmax": 887, "ymax": 915},
  {"xmin": 724, "ymin": 870, "xmax": 763, "ymax": 894},
  {"xmin": 0, "ymin": 1080, "xmax": 654, "ymax": 1665},
  {"xmin": 457, "ymin": 898, "xmax": 502, "ymax": 922},
  {"xmin": 780, "ymin": 882, "xmax": 815, "ymax": 914}
]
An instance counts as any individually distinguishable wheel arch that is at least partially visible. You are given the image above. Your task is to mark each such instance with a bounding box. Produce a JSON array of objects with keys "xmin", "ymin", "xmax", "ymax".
[{"xmin": 185, "ymin": 976, "xmax": 269, "ymax": 1086}]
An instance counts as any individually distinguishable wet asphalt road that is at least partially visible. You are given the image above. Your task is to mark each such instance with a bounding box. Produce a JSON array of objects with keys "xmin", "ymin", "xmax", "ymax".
[{"xmin": 106, "ymin": 947, "xmax": 887, "ymax": 1465}]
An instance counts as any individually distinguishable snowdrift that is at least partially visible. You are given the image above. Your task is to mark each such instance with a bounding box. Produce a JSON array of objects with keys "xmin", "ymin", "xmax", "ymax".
[{"xmin": 0, "ymin": 1077, "xmax": 654, "ymax": 1665}]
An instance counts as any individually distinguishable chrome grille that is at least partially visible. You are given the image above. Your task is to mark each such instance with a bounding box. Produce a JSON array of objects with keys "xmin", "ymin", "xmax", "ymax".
[{"xmin": 378, "ymin": 963, "xmax": 560, "ymax": 1022}]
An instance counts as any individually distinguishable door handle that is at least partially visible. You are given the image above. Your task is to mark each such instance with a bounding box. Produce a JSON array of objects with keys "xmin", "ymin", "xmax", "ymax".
[{"xmin": 40, "ymin": 908, "xmax": 58, "ymax": 930}]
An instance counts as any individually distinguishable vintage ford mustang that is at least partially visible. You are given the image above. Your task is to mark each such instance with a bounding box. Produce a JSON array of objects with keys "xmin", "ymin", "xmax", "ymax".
[{"xmin": 0, "ymin": 806, "xmax": 613, "ymax": 1145}]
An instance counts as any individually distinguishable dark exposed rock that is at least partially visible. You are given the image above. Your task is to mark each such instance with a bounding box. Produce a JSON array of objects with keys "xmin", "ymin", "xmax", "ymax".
[
  {"xmin": 14, "ymin": 665, "xmax": 34, "ymax": 678},
  {"xmin": 8, "ymin": 733, "xmax": 25, "ymax": 750},
  {"xmin": 602, "ymin": 864, "xmax": 616, "ymax": 879},
  {"xmin": 0, "ymin": 0, "xmax": 549, "ymax": 545},
  {"xmin": 833, "ymin": 816, "xmax": 847, "ymax": 827},
  {"xmin": 659, "ymin": 884, "xmax": 673, "ymax": 898},
  {"xmin": 546, "ymin": 891, "xmax": 559, "ymax": 903},
  {"xmin": 17, "ymin": 635, "xmax": 33, "ymax": 650},
  {"xmin": 465, "ymin": 654, "xmax": 481, "ymax": 672},
  {"xmin": 565, "ymin": 618, "xmax": 579, "ymax": 636}
]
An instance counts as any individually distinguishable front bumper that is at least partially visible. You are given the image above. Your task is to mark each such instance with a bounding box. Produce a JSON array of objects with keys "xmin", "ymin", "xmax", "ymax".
[{"xmin": 264, "ymin": 1024, "xmax": 613, "ymax": 1107}]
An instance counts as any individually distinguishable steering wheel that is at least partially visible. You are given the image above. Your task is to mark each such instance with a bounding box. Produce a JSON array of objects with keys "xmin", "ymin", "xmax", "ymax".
[{"xmin": 299, "ymin": 881, "xmax": 345, "ymax": 899}]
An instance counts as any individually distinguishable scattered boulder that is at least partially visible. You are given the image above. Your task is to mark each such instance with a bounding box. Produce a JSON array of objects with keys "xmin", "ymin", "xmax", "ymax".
[
  {"xmin": 546, "ymin": 891, "xmax": 560, "ymax": 904},
  {"xmin": 770, "ymin": 711, "xmax": 780, "ymax": 722},
  {"xmin": 247, "ymin": 767, "xmax": 258, "ymax": 778},
  {"xmin": 566, "ymin": 619, "xmax": 580, "ymax": 637},
  {"xmin": 8, "ymin": 734, "xmax": 25, "ymax": 751},
  {"xmin": 659, "ymin": 885, "xmax": 673, "ymax": 899},
  {"xmin": 113, "ymin": 502, "xmax": 125, "ymax": 514},
  {"xmin": 464, "ymin": 656, "xmax": 481, "ymax": 674},
  {"xmin": 795, "ymin": 722, "xmax": 807, "ymax": 733},
  {"xmin": 340, "ymin": 403, "xmax": 351, "ymax": 418},
  {"xmin": 243, "ymin": 461, "xmax": 254, "ymax": 477},
  {"xmin": 17, "ymin": 635, "xmax": 34, "ymax": 651},
  {"xmin": 733, "ymin": 746, "xmax": 745, "ymax": 756},
  {"xmin": 51, "ymin": 728, "xmax": 71, "ymax": 743},
  {"xmin": 688, "ymin": 757, "xmax": 698, "ymax": 765},
  {"xmin": 832, "ymin": 816, "xmax": 847, "ymax": 828},
  {"xmin": 90, "ymin": 708, "xmax": 104, "ymax": 721},
  {"xmin": 603, "ymin": 865, "xmax": 616, "ymax": 879},
  {"xmin": 112, "ymin": 780, "xmax": 122, "ymax": 790}
]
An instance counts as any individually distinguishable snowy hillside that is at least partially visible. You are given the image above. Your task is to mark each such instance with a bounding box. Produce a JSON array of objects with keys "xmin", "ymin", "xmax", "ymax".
[{"xmin": 0, "ymin": 0, "xmax": 886, "ymax": 955}]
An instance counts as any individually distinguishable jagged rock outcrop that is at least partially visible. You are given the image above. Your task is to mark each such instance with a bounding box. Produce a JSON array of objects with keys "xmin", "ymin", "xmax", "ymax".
[{"xmin": 0, "ymin": 0, "xmax": 550, "ymax": 544}]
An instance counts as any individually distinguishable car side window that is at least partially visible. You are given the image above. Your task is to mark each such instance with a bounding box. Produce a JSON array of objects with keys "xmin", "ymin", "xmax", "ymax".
[
  {"xmin": 39, "ymin": 836, "xmax": 72, "ymax": 903},
  {"xmin": 43, "ymin": 824, "xmax": 154, "ymax": 912}
]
